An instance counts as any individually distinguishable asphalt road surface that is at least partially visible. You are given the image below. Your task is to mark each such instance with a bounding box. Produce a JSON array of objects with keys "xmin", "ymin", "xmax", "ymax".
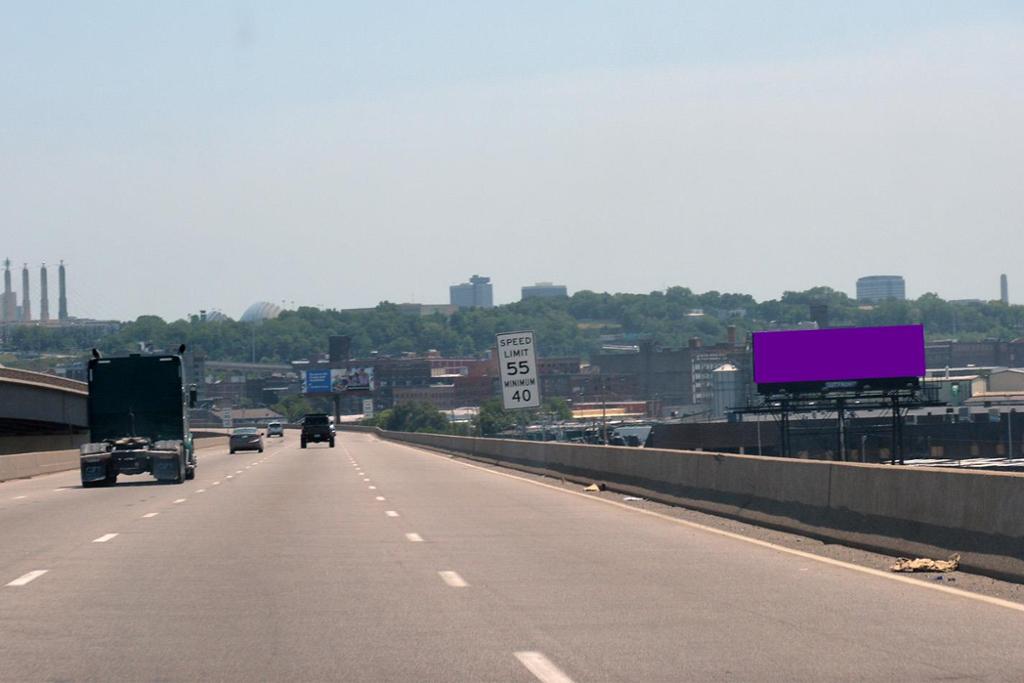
[{"xmin": 2, "ymin": 431, "xmax": 1023, "ymax": 682}]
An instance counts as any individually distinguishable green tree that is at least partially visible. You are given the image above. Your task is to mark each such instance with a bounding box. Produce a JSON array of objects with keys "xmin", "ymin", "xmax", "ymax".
[
  {"xmin": 382, "ymin": 401, "xmax": 449, "ymax": 433},
  {"xmin": 272, "ymin": 395, "xmax": 314, "ymax": 422},
  {"xmin": 476, "ymin": 398, "xmax": 516, "ymax": 436}
]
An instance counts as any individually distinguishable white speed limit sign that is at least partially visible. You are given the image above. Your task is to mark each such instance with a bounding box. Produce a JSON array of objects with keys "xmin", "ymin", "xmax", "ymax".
[{"xmin": 496, "ymin": 330, "xmax": 541, "ymax": 410}]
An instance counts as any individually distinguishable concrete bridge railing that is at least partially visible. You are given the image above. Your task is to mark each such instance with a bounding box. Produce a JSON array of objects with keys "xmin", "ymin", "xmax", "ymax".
[{"xmin": 340, "ymin": 426, "xmax": 1024, "ymax": 583}]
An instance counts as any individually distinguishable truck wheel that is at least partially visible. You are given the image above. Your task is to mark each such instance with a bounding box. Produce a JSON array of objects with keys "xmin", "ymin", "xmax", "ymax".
[
  {"xmin": 301, "ymin": 441, "xmax": 307, "ymax": 449},
  {"xmin": 185, "ymin": 467, "xmax": 195, "ymax": 480},
  {"xmin": 230, "ymin": 449, "xmax": 235, "ymax": 454},
  {"xmin": 329, "ymin": 440, "xmax": 335, "ymax": 448},
  {"xmin": 82, "ymin": 479, "xmax": 100, "ymax": 488},
  {"xmin": 104, "ymin": 471, "xmax": 118, "ymax": 486}
]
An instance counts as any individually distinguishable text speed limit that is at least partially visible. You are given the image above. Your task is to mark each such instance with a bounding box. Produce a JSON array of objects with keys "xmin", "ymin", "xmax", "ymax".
[{"xmin": 496, "ymin": 330, "xmax": 541, "ymax": 410}]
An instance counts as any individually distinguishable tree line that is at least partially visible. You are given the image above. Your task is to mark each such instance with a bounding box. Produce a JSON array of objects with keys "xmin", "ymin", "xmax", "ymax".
[{"xmin": 4, "ymin": 287, "xmax": 1022, "ymax": 363}]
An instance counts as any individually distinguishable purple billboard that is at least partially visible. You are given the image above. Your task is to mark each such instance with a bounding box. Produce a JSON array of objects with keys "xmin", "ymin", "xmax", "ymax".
[{"xmin": 753, "ymin": 324, "xmax": 925, "ymax": 389}]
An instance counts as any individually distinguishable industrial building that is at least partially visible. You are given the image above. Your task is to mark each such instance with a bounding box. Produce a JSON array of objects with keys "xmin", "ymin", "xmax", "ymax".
[
  {"xmin": 1, "ymin": 259, "xmax": 69, "ymax": 324},
  {"xmin": 856, "ymin": 275, "xmax": 906, "ymax": 303},
  {"xmin": 521, "ymin": 282, "xmax": 568, "ymax": 300},
  {"xmin": 449, "ymin": 275, "xmax": 493, "ymax": 308}
]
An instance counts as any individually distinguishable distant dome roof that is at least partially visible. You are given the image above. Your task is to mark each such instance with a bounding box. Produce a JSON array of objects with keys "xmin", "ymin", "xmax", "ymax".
[
  {"xmin": 205, "ymin": 310, "xmax": 231, "ymax": 322},
  {"xmin": 240, "ymin": 301, "xmax": 282, "ymax": 322}
]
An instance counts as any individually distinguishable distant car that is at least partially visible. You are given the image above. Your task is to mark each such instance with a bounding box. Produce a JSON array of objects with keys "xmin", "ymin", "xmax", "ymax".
[
  {"xmin": 266, "ymin": 421, "xmax": 284, "ymax": 438},
  {"xmin": 230, "ymin": 427, "xmax": 264, "ymax": 454},
  {"xmin": 300, "ymin": 413, "xmax": 335, "ymax": 449}
]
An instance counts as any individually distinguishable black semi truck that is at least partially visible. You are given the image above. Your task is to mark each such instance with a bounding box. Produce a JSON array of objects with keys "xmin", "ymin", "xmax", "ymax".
[{"xmin": 79, "ymin": 347, "xmax": 198, "ymax": 486}]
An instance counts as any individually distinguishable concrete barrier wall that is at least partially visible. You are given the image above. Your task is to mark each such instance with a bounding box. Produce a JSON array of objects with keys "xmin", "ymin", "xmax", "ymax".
[
  {"xmin": 0, "ymin": 436, "xmax": 228, "ymax": 483},
  {"xmin": 0, "ymin": 433, "xmax": 90, "ymax": 456},
  {"xmin": 341, "ymin": 426, "xmax": 1024, "ymax": 582}
]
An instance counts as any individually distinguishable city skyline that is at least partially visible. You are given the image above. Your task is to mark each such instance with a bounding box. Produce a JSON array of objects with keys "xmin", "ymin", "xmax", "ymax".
[
  {"xmin": 3, "ymin": 3, "xmax": 1022, "ymax": 321},
  {"xmin": 0, "ymin": 256, "xmax": 1016, "ymax": 323}
]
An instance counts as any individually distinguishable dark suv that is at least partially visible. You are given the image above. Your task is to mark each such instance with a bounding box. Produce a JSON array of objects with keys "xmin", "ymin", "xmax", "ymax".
[{"xmin": 300, "ymin": 413, "xmax": 335, "ymax": 449}]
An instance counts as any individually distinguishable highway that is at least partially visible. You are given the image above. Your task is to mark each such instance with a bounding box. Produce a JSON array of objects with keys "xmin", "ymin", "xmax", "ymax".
[{"xmin": 2, "ymin": 432, "xmax": 1023, "ymax": 681}]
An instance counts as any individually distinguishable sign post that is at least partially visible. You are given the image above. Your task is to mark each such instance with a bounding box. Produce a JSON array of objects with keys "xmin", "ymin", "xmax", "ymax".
[
  {"xmin": 496, "ymin": 330, "xmax": 541, "ymax": 410},
  {"xmin": 363, "ymin": 398, "xmax": 374, "ymax": 420}
]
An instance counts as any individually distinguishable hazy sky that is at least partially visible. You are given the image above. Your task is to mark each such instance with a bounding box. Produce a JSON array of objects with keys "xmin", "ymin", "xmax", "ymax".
[{"xmin": 3, "ymin": 2, "xmax": 1022, "ymax": 321}]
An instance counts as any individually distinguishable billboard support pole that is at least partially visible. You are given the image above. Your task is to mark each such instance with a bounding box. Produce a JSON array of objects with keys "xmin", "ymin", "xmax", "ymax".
[
  {"xmin": 333, "ymin": 394, "xmax": 340, "ymax": 429},
  {"xmin": 836, "ymin": 398, "xmax": 846, "ymax": 462},
  {"xmin": 890, "ymin": 395, "xmax": 904, "ymax": 466},
  {"xmin": 779, "ymin": 400, "xmax": 790, "ymax": 457}
]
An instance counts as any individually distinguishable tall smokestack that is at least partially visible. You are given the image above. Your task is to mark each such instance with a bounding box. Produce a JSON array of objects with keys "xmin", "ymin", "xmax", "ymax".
[
  {"xmin": 1001, "ymin": 274, "xmax": 1009, "ymax": 305},
  {"xmin": 39, "ymin": 264, "xmax": 50, "ymax": 322},
  {"xmin": 1, "ymin": 259, "xmax": 14, "ymax": 322},
  {"xmin": 58, "ymin": 260, "xmax": 68, "ymax": 321},
  {"xmin": 20, "ymin": 263, "xmax": 31, "ymax": 321}
]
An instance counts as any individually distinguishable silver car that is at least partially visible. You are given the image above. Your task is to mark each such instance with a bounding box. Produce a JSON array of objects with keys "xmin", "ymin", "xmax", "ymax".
[
  {"xmin": 266, "ymin": 421, "xmax": 285, "ymax": 438},
  {"xmin": 229, "ymin": 427, "xmax": 264, "ymax": 454}
]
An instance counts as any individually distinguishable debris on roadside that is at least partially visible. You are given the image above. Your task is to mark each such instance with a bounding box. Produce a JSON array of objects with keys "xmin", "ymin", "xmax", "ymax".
[
  {"xmin": 583, "ymin": 483, "xmax": 606, "ymax": 492},
  {"xmin": 889, "ymin": 554, "xmax": 960, "ymax": 573}
]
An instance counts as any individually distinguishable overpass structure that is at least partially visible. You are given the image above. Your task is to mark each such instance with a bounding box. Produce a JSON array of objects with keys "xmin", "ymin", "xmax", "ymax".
[{"xmin": 0, "ymin": 367, "xmax": 87, "ymax": 453}]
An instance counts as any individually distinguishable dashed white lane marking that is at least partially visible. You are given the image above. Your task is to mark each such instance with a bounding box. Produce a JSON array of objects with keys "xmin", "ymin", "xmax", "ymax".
[
  {"xmin": 7, "ymin": 570, "xmax": 48, "ymax": 587},
  {"xmin": 213, "ymin": 481, "xmax": 221, "ymax": 486},
  {"xmin": 405, "ymin": 533, "xmax": 423, "ymax": 543},
  {"xmin": 368, "ymin": 485, "xmax": 377, "ymax": 490},
  {"xmin": 143, "ymin": 513, "xmax": 159, "ymax": 518},
  {"xmin": 391, "ymin": 439, "xmax": 1024, "ymax": 616},
  {"xmin": 385, "ymin": 511, "xmax": 399, "ymax": 517},
  {"xmin": 235, "ymin": 470, "xmax": 243, "ymax": 474},
  {"xmin": 195, "ymin": 489, "xmax": 206, "ymax": 494},
  {"xmin": 226, "ymin": 475, "xmax": 234, "ymax": 479},
  {"xmin": 92, "ymin": 533, "xmax": 118, "ymax": 543},
  {"xmin": 438, "ymin": 570, "xmax": 468, "ymax": 588},
  {"xmin": 514, "ymin": 651, "xmax": 575, "ymax": 683},
  {"xmin": 173, "ymin": 498, "xmax": 187, "ymax": 504},
  {"xmin": 375, "ymin": 496, "xmax": 386, "ymax": 501},
  {"xmin": 363, "ymin": 478, "xmax": 371, "ymax": 482},
  {"xmin": 13, "ymin": 495, "xmax": 27, "ymax": 500},
  {"xmin": 53, "ymin": 488, "xmax": 66, "ymax": 492}
]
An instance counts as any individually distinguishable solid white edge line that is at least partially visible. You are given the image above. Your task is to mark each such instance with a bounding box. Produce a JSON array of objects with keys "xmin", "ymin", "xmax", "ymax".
[
  {"xmin": 92, "ymin": 533, "xmax": 118, "ymax": 543},
  {"xmin": 6, "ymin": 570, "xmax": 48, "ymax": 587},
  {"xmin": 438, "ymin": 570, "xmax": 468, "ymax": 588},
  {"xmin": 405, "ymin": 532, "xmax": 423, "ymax": 542},
  {"xmin": 514, "ymin": 651, "xmax": 575, "ymax": 683},
  {"xmin": 384, "ymin": 438, "xmax": 1024, "ymax": 615}
]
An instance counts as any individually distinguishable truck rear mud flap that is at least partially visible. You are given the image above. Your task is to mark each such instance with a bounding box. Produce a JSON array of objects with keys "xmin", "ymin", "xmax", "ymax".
[
  {"xmin": 81, "ymin": 459, "xmax": 110, "ymax": 483},
  {"xmin": 152, "ymin": 455, "xmax": 182, "ymax": 482}
]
